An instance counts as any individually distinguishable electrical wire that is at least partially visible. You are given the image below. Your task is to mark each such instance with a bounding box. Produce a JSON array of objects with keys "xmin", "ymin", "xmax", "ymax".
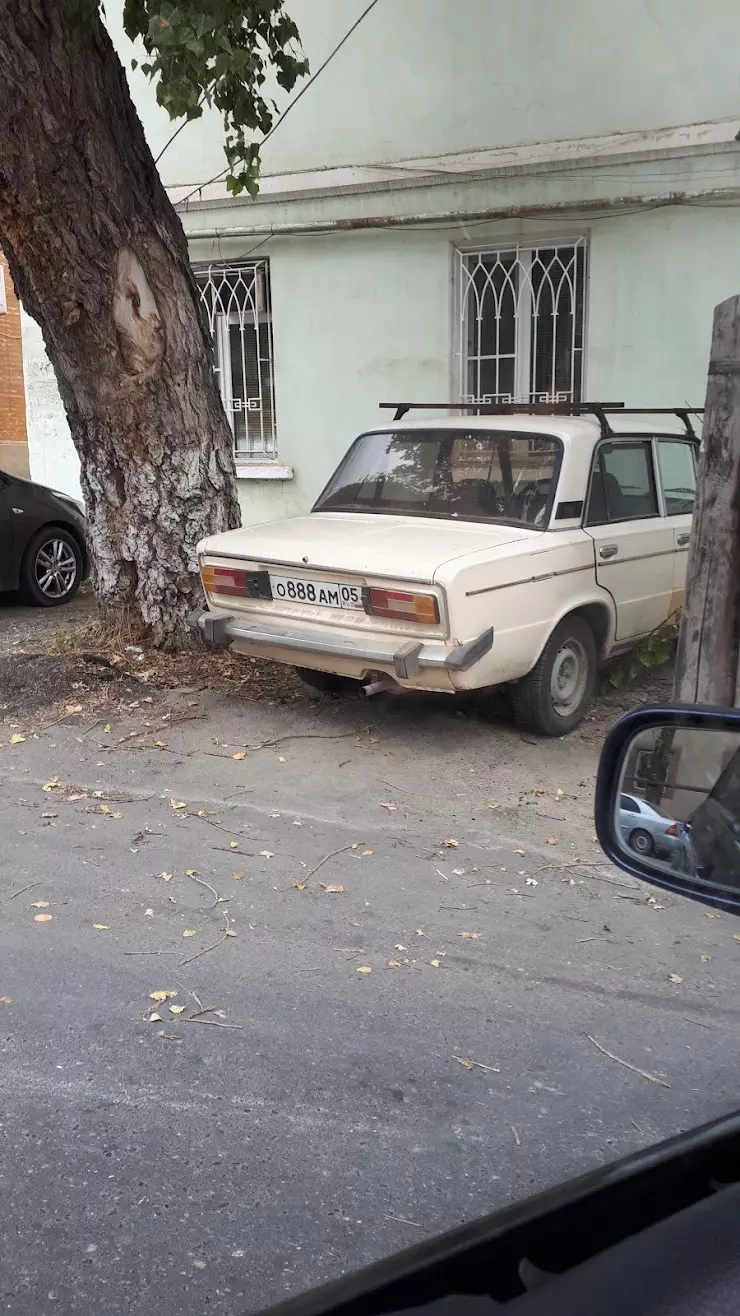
[{"xmin": 175, "ymin": 0, "xmax": 383, "ymax": 211}]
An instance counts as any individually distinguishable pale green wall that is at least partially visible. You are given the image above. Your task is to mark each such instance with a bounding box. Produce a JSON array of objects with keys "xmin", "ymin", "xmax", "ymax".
[
  {"xmin": 109, "ymin": 0, "xmax": 740, "ymax": 187},
  {"xmin": 228, "ymin": 207, "xmax": 740, "ymax": 528},
  {"xmin": 586, "ymin": 207, "xmax": 740, "ymax": 405}
]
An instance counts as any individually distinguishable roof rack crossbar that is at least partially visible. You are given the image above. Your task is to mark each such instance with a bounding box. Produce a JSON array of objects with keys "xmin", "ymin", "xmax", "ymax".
[{"xmin": 380, "ymin": 402, "xmax": 704, "ymax": 438}]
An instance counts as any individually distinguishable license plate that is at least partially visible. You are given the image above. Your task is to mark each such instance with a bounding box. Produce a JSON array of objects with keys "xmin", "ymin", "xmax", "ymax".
[{"xmin": 269, "ymin": 574, "xmax": 364, "ymax": 610}]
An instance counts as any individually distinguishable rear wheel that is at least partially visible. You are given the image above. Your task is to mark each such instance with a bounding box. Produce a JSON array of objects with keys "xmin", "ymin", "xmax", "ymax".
[
  {"xmin": 295, "ymin": 667, "xmax": 354, "ymax": 696},
  {"xmin": 629, "ymin": 827, "xmax": 654, "ymax": 857},
  {"xmin": 511, "ymin": 616, "xmax": 597, "ymax": 736},
  {"xmin": 19, "ymin": 526, "xmax": 83, "ymax": 607}
]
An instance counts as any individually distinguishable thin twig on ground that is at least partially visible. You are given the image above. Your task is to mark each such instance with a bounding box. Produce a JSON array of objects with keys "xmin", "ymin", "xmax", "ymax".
[
  {"xmin": 384, "ymin": 1214, "xmax": 421, "ymax": 1228},
  {"xmin": 178, "ymin": 911, "xmax": 234, "ymax": 967},
  {"xmin": 184, "ymin": 870, "xmax": 221, "ymax": 907},
  {"xmin": 179, "ymin": 1016, "xmax": 243, "ymax": 1029},
  {"xmin": 7, "ymin": 882, "xmax": 39, "ymax": 900},
  {"xmin": 586, "ymin": 1035, "xmax": 670, "ymax": 1088},
  {"xmin": 212, "ymin": 845, "xmax": 255, "ymax": 857},
  {"xmin": 302, "ymin": 843, "xmax": 360, "ymax": 885},
  {"xmin": 241, "ymin": 731, "xmax": 360, "ymax": 752}
]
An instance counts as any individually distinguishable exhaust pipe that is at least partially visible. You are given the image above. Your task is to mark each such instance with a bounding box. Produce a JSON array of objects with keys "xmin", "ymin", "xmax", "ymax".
[{"xmin": 359, "ymin": 677, "xmax": 395, "ymax": 699}]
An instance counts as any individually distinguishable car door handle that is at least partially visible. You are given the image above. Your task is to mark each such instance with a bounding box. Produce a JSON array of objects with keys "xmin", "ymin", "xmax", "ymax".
[
  {"xmin": 677, "ymin": 531, "xmax": 691, "ymax": 547},
  {"xmin": 599, "ymin": 543, "xmax": 619, "ymax": 559}
]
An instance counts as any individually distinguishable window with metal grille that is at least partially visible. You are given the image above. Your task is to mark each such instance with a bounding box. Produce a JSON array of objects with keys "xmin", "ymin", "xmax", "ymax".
[
  {"xmin": 196, "ymin": 262, "xmax": 276, "ymax": 460},
  {"xmin": 457, "ymin": 240, "xmax": 587, "ymax": 407}
]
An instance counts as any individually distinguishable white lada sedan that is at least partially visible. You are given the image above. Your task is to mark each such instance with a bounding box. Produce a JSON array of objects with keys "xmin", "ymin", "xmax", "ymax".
[{"xmin": 189, "ymin": 405, "xmax": 698, "ymax": 735}]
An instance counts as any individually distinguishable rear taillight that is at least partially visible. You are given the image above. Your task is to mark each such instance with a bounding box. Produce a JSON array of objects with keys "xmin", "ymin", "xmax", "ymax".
[
  {"xmin": 363, "ymin": 587, "xmax": 439, "ymax": 624},
  {"xmin": 665, "ymin": 824, "xmax": 678, "ymax": 836},
  {"xmin": 201, "ymin": 565, "xmax": 272, "ymax": 599}
]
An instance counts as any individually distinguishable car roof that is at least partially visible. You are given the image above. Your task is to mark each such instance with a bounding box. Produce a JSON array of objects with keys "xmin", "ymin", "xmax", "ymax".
[{"xmin": 364, "ymin": 414, "xmax": 691, "ymax": 443}]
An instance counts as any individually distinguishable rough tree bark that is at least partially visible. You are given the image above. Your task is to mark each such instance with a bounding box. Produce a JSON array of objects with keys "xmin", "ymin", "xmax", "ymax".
[
  {"xmin": 674, "ymin": 295, "xmax": 740, "ymax": 705},
  {"xmin": 0, "ymin": 0, "xmax": 241, "ymax": 645}
]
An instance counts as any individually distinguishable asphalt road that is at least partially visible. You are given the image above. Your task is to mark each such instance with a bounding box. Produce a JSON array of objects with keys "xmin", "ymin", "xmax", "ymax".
[{"xmin": 2, "ymin": 680, "xmax": 740, "ymax": 1315}]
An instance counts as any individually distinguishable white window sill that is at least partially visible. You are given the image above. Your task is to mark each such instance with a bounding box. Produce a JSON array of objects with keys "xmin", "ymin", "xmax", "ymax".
[{"xmin": 235, "ymin": 462, "xmax": 294, "ymax": 481}]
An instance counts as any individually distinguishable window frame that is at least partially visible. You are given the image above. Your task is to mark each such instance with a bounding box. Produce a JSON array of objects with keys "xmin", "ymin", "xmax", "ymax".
[
  {"xmin": 454, "ymin": 236, "xmax": 589, "ymax": 408},
  {"xmin": 584, "ymin": 436, "xmax": 663, "ymax": 528},
  {"xmin": 194, "ymin": 260, "xmax": 278, "ymax": 464}
]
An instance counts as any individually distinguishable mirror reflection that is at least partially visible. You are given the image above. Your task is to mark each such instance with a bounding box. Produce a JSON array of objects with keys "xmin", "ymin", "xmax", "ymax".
[{"xmin": 615, "ymin": 725, "xmax": 740, "ymax": 891}]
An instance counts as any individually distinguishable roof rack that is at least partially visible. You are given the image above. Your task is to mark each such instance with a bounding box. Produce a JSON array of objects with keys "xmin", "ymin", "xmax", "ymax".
[{"xmin": 379, "ymin": 402, "xmax": 703, "ymax": 440}]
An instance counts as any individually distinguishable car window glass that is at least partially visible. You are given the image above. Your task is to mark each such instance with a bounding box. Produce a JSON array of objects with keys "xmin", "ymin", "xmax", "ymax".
[
  {"xmin": 586, "ymin": 442, "xmax": 658, "ymax": 525},
  {"xmin": 620, "ymin": 794, "xmax": 639, "ymax": 812},
  {"xmin": 314, "ymin": 430, "xmax": 560, "ymax": 528},
  {"xmin": 658, "ymin": 441, "xmax": 696, "ymax": 516}
]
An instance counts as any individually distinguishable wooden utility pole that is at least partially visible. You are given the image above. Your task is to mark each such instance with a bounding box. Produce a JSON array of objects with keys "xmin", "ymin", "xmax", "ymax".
[{"xmin": 674, "ymin": 295, "xmax": 740, "ymax": 705}]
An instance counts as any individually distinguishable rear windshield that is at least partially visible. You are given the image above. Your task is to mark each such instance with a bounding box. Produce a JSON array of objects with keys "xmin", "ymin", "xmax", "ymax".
[{"xmin": 313, "ymin": 429, "xmax": 561, "ymax": 528}]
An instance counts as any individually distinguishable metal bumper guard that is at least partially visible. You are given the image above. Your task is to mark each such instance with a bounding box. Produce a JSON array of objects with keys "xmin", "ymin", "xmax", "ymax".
[{"xmin": 186, "ymin": 610, "xmax": 493, "ymax": 679}]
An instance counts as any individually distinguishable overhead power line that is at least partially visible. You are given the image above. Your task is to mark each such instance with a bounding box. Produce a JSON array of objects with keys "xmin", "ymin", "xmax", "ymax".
[{"xmin": 173, "ymin": 0, "xmax": 382, "ymax": 210}]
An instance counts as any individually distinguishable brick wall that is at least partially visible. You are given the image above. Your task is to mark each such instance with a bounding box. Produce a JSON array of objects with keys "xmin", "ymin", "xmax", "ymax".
[{"xmin": 0, "ymin": 249, "xmax": 30, "ymax": 478}]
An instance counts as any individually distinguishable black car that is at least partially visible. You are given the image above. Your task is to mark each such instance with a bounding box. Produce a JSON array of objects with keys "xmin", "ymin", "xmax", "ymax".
[{"xmin": 0, "ymin": 468, "xmax": 87, "ymax": 606}]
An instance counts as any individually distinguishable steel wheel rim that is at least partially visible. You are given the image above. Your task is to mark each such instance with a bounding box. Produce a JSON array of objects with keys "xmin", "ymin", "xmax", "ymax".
[
  {"xmin": 631, "ymin": 831, "xmax": 652, "ymax": 854},
  {"xmin": 550, "ymin": 638, "xmax": 589, "ymax": 718},
  {"xmin": 34, "ymin": 538, "xmax": 77, "ymax": 598}
]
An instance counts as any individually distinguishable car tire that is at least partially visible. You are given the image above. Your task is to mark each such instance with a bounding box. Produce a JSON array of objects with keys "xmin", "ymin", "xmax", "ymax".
[
  {"xmin": 629, "ymin": 827, "xmax": 654, "ymax": 857},
  {"xmin": 19, "ymin": 526, "xmax": 83, "ymax": 608},
  {"xmin": 295, "ymin": 667, "xmax": 354, "ymax": 696},
  {"xmin": 510, "ymin": 615, "xmax": 597, "ymax": 737}
]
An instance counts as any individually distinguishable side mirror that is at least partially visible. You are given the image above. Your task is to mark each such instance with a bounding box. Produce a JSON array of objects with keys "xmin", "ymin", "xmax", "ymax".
[{"xmin": 595, "ymin": 705, "xmax": 740, "ymax": 913}]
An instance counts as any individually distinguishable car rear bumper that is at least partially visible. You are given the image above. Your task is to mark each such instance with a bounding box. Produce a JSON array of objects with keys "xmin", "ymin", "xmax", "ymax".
[{"xmin": 186, "ymin": 610, "xmax": 493, "ymax": 681}]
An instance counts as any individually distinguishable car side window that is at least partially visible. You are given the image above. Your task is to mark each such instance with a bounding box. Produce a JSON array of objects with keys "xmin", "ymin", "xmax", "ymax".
[
  {"xmin": 620, "ymin": 794, "xmax": 639, "ymax": 812},
  {"xmin": 586, "ymin": 442, "xmax": 659, "ymax": 526},
  {"xmin": 657, "ymin": 441, "xmax": 697, "ymax": 516}
]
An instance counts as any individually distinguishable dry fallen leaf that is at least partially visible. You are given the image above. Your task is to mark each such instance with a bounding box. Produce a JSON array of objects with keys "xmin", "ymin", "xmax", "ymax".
[
  {"xmin": 233, "ymin": 872, "xmax": 244, "ymax": 880},
  {"xmin": 149, "ymin": 990, "xmax": 177, "ymax": 1002},
  {"xmin": 278, "ymin": 755, "xmax": 287, "ymax": 763},
  {"xmin": 733, "ymin": 934, "xmax": 740, "ymax": 944},
  {"xmin": 99, "ymin": 803, "xmax": 110, "ymax": 814},
  {"xmin": 34, "ymin": 913, "xmax": 53, "ymax": 923},
  {"xmin": 104, "ymin": 724, "xmax": 112, "ymax": 734},
  {"xmin": 182, "ymin": 930, "xmax": 197, "ymax": 938},
  {"xmin": 356, "ymin": 966, "xmax": 372, "ymax": 974},
  {"xmin": 512, "ymin": 1126, "xmax": 522, "ymax": 1147},
  {"xmin": 453, "ymin": 1055, "xmax": 476, "ymax": 1071},
  {"xmin": 109, "ymin": 811, "xmax": 122, "ymax": 820},
  {"xmin": 706, "ymin": 911, "xmax": 719, "ymax": 919},
  {"xmin": 415, "ymin": 929, "xmax": 426, "ymax": 937},
  {"xmin": 553, "ymin": 788, "xmax": 565, "ymax": 801},
  {"xmin": 667, "ymin": 973, "xmax": 683, "ymax": 984},
  {"xmin": 546, "ymin": 837, "xmax": 559, "ymax": 846},
  {"xmin": 31, "ymin": 900, "xmax": 49, "ymax": 909},
  {"xmin": 452, "ymin": 868, "xmax": 466, "ymax": 876},
  {"xmin": 10, "ymin": 733, "xmax": 25, "ymax": 745},
  {"xmin": 169, "ymin": 1004, "xmax": 186, "ymax": 1015},
  {"xmin": 293, "ymin": 881, "xmax": 307, "ymax": 891},
  {"xmin": 457, "ymin": 931, "xmax": 481, "ymax": 940},
  {"xmin": 320, "ymin": 883, "xmax": 345, "ymax": 894},
  {"xmin": 92, "ymin": 923, "xmax": 110, "ymax": 931},
  {"xmin": 525, "ymin": 877, "xmax": 539, "ymax": 887},
  {"xmin": 232, "ymin": 752, "xmax": 246, "ymax": 761},
  {"xmin": 229, "ymin": 840, "xmax": 239, "ymax": 849},
  {"xmin": 380, "ymin": 802, "xmax": 397, "ymax": 812},
  {"xmin": 429, "ymin": 959, "xmax": 442, "ymax": 968},
  {"xmin": 260, "ymin": 850, "xmax": 274, "ymax": 859},
  {"xmin": 514, "ymin": 848, "xmax": 525, "ymax": 856},
  {"xmin": 41, "ymin": 810, "xmax": 57, "ymax": 819},
  {"xmin": 170, "ymin": 799, "xmax": 187, "ymax": 810},
  {"xmin": 0, "ymin": 996, "xmax": 14, "ymax": 1005},
  {"xmin": 146, "ymin": 1012, "xmax": 163, "ymax": 1023},
  {"xmin": 394, "ymin": 944, "xmax": 407, "ymax": 952},
  {"xmin": 144, "ymin": 908, "xmax": 154, "ymax": 917},
  {"xmin": 185, "ymin": 869, "xmax": 200, "ymax": 878},
  {"xmin": 362, "ymin": 849, "xmax": 374, "ymax": 857},
  {"xmin": 443, "ymin": 839, "xmax": 460, "ymax": 849},
  {"xmin": 701, "ymin": 954, "xmax": 711, "ymax": 963},
  {"xmin": 156, "ymin": 872, "xmax": 172, "ymax": 882},
  {"xmin": 42, "ymin": 776, "xmax": 59, "ymax": 792}
]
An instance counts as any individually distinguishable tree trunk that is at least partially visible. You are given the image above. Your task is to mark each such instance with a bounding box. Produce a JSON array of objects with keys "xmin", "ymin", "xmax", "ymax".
[
  {"xmin": 0, "ymin": 0, "xmax": 241, "ymax": 646},
  {"xmin": 674, "ymin": 295, "xmax": 740, "ymax": 705}
]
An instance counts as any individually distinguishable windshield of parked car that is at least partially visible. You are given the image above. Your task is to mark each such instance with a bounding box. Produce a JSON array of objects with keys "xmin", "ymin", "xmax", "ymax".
[{"xmin": 313, "ymin": 429, "xmax": 561, "ymax": 528}]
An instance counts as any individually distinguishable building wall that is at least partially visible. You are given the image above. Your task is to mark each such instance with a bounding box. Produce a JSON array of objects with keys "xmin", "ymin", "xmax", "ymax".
[
  {"xmin": 22, "ymin": 205, "xmax": 736, "ymax": 519},
  {"xmin": 0, "ymin": 252, "xmax": 30, "ymax": 479},
  {"xmin": 110, "ymin": 0, "xmax": 740, "ymax": 185}
]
